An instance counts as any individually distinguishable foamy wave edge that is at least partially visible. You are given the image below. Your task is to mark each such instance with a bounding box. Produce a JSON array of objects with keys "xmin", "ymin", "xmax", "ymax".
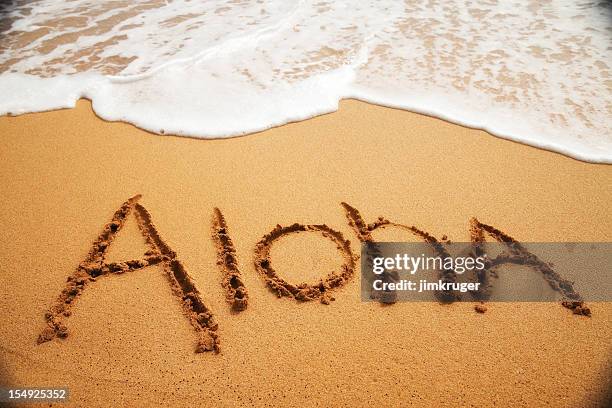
[{"xmin": 1, "ymin": 71, "xmax": 610, "ymax": 164}]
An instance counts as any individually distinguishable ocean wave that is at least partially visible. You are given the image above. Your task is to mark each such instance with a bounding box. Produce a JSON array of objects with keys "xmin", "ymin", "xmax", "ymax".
[{"xmin": 0, "ymin": 0, "xmax": 610, "ymax": 162}]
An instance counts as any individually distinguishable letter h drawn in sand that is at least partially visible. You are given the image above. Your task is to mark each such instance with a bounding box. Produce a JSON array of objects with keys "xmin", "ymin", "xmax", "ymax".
[
  {"xmin": 341, "ymin": 202, "xmax": 457, "ymax": 304},
  {"xmin": 37, "ymin": 195, "xmax": 220, "ymax": 353}
]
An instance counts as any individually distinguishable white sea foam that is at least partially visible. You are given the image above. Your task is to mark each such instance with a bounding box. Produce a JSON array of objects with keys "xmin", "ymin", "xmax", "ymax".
[{"xmin": 0, "ymin": 0, "xmax": 610, "ymax": 162}]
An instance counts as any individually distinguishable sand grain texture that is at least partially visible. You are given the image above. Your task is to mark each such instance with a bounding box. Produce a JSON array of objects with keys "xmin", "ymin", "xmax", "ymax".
[{"xmin": 0, "ymin": 100, "xmax": 610, "ymax": 407}]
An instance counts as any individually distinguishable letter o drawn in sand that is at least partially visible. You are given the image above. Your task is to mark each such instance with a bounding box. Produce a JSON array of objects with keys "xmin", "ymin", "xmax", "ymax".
[{"xmin": 254, "ymin": 223, "xmax": 355, "ymax": 304}]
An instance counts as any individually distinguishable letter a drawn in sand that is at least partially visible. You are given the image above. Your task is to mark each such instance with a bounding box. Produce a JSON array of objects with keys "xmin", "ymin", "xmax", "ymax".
[
  {"xmin": 37, "ymin": 195, "xmax": 220, "ymax": 353},
  {"xmin": 469, "ymin": 218, "xmax": 591, "ymax": 316}
]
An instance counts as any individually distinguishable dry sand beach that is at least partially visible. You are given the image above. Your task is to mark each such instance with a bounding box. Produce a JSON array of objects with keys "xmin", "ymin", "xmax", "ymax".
[{"xmin": 0, "ymin": 100, "xmax": 610, "ymax": 407}]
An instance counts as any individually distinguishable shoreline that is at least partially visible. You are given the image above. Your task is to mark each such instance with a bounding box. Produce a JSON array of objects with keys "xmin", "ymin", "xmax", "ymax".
[{"xmin": 4, "ymin": 95, "xmax": 610, "ymax": 164}]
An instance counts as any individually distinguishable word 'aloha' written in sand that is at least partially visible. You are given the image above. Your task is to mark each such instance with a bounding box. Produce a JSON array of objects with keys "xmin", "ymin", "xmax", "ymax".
[{"xmin": 37, "ymin": 195, "xmax": 590, "ymax": 353}]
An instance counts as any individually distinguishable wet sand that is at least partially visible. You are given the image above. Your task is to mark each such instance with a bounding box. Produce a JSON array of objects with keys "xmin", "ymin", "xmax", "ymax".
[{"xmin": 0, "ymin": 99, "xmax": 610, "ymax": 407}]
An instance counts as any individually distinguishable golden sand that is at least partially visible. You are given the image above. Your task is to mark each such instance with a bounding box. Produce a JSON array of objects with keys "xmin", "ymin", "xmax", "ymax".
[{"xmin": 0, "ymin": 100, "xmax": 610, "ymax": 406}]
